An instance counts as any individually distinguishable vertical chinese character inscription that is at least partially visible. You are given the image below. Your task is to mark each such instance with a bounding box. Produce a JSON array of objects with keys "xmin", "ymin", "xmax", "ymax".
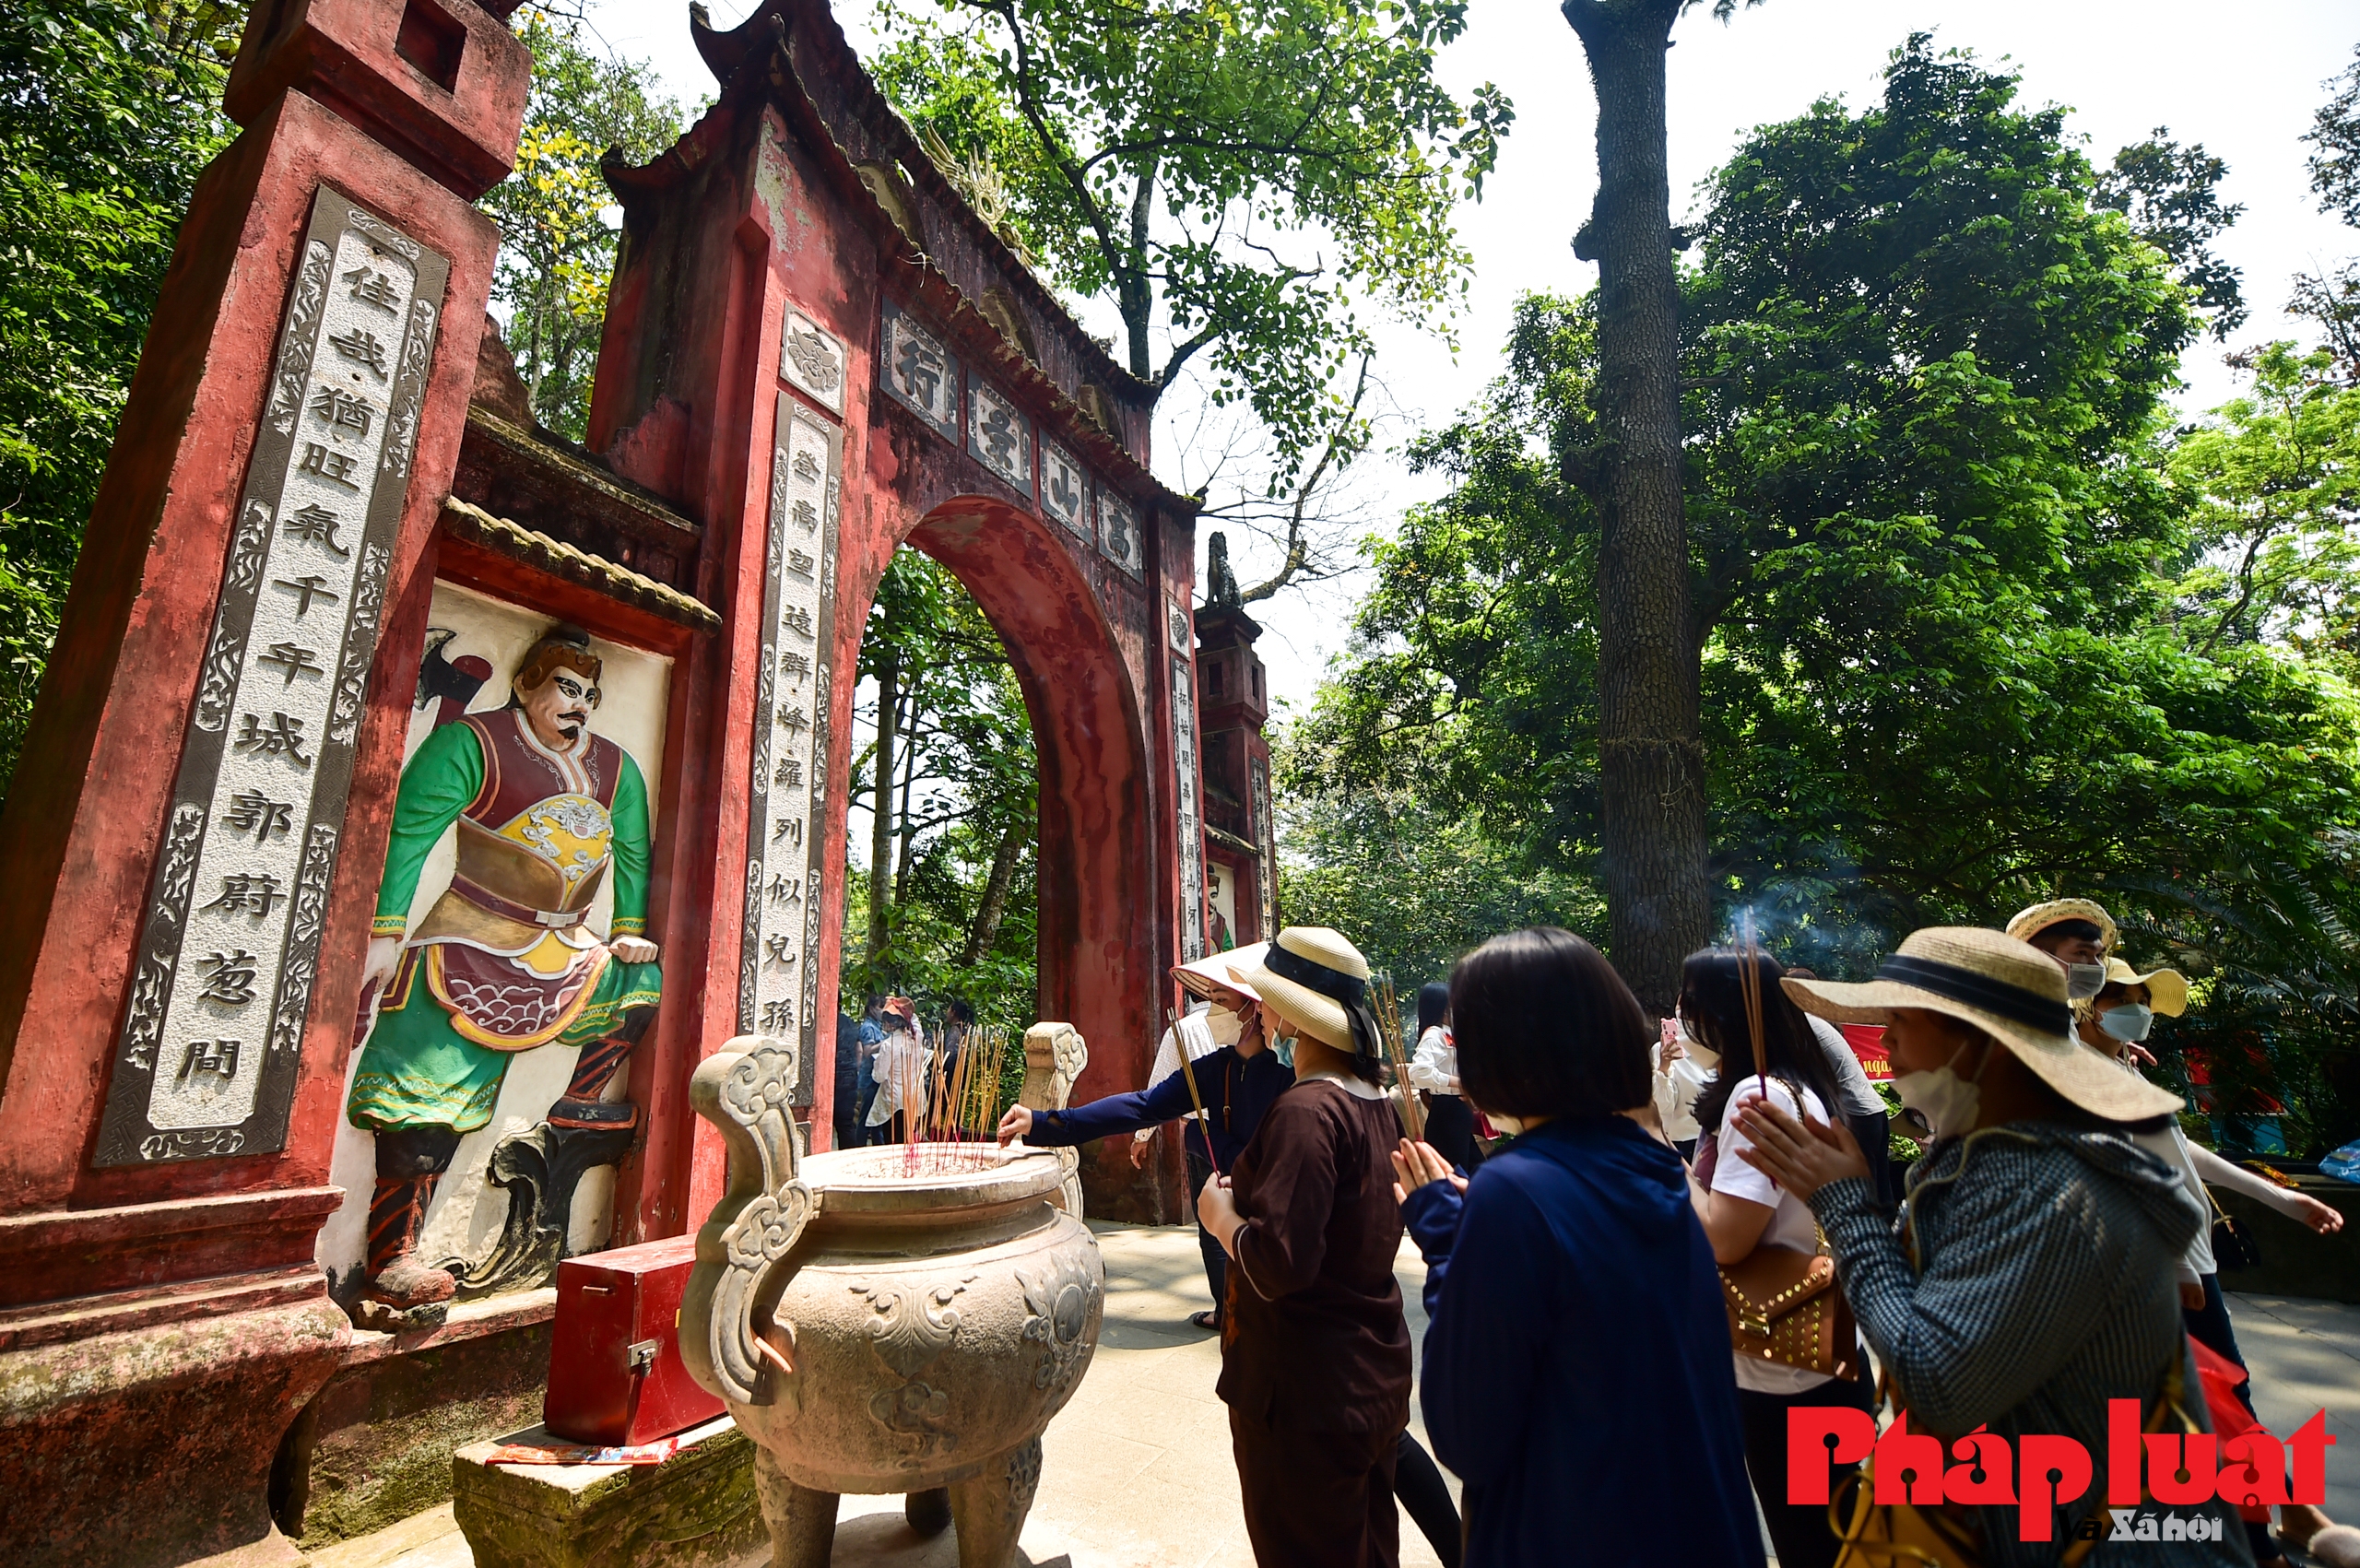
[
  {"xmin": 739, "ymin": 387, "xmax": 843, "ymax": 1110},
  {"xmin": 92, "ymin": 187, "xmax": 449, "ymax": 1167}
]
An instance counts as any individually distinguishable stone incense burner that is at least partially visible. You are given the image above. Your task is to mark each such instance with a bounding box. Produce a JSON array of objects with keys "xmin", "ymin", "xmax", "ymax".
[{"xmin": 681, "ymin": 1031, "xmax": 1103, "ymax": 1568}]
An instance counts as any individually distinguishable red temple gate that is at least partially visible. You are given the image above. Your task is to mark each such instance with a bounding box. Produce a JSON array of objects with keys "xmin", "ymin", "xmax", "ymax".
[{"xmin": 0, "ymin": 0, "xmax": 1229, "ymax": 1555}]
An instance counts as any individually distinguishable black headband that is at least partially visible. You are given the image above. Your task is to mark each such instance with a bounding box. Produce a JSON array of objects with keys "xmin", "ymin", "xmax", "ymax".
[
  {"xmin": 1875, "ymin": 954, "xmax": 2072, "ymax": 1036},
  {"xmin": 1263, "ymin": 943, "xmax": 1386, "ymax": 1061},
  {"xmin": 1264, "ymin": 943, "xmax": 1368, "ymax": 1007}
]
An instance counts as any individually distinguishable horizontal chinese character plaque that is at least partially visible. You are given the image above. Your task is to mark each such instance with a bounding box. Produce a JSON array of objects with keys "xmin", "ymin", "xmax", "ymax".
[{"xmin": 93, "ymin": 186, "xmax": 450, "ymax": 1167}]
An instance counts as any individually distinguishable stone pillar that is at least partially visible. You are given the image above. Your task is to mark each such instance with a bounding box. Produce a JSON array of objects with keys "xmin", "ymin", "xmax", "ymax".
[{"xmin": 0, "ymin": 0, "xmax": 526, "ymax": 1559}]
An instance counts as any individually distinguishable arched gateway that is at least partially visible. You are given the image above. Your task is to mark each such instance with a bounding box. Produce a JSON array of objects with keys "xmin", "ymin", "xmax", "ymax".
[{"xmin": 0, "ymin": 0, "xmax": 1261, "ymax": 1555}]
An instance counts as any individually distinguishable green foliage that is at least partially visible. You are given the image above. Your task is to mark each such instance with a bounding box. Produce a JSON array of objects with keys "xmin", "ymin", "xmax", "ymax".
[
  {"xmin": 2168, "ymin": 343, "xmax": 2360, "ymax": 676},
  {"xmin": 868, "ymin": 0, "xmax": 1509, "ymax": 476},
  {"xmin": 2094, "ymin": 128, "xmax": 2247, "ymax": 336},
  {"xmin": 2307, "ymin": 41, "xmax": 2360, "ymax": 230},
  {"xmin": 0, "ymin": 0, "xmax": 239, "ymax": 805},
  {"xmin": 841, "ymin": 551, "xmax": 1039, "ymax": 1030},
  {"xmin": 478, "ymin": 11, "xmax": 680, "ymax": 441},
  {"xmin": 1272, "ymin": 754, "xmax": 1606, "ymax": 988},
  {"xmin": 1292, "ymin": 38, "xmax": 2360, "ymax": 1149},
  {"xmin": 2296, "ymin": 46, "xmax": 2360, "ymax": 387}
]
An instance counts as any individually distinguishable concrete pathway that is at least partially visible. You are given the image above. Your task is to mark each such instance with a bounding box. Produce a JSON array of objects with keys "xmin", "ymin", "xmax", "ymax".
[
  {"xmin": 2230, "ymin": 1292, "xmax": 2360, "ymax": 1529},
  {"xmin": 310, "ymin": 1228, "xmax": 2360, "ymax": 1567}
]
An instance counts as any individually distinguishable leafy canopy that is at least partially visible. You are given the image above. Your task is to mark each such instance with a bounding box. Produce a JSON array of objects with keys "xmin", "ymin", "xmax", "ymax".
[
  {"xmin": 1295, "ymin": 38, "xmax": 2360, "ymax": 997},
  {"xmin": 2168, "ymin": 342, "xmax": 2360, "ymax": 678},
  {"xmin": 868, "ymin": 0, "xmax": 1510, "ymax": 475},
  {"xmin": 842, "ymin": 550, "xmax": 1040, "ymax": 1027},
  {"xmin": 478, "ymin": 10, "xmax": 681, "ymax": 441},
  {"xmin": 0, "ymin": 0, "xmax": 239, "ymax": 805}
]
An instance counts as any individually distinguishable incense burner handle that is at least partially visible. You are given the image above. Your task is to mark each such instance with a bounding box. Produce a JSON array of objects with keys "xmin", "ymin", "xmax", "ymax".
[
  {"xmin": 1019, "ymin": 1023, "xmax": 1088, "ymax": 1217},
  {"xmin": 683, "ymin": 1034, "xmax": 813, "ymax": 1408}
]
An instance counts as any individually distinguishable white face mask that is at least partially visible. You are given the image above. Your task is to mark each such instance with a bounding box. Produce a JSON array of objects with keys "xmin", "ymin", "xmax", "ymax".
[
  {"xmin": 2099, "ymin": 1004, "xmax": 2154, "ymax": 1043},
  {"xmin": 1205, "ymin": 1007, "xmax": 1244, "ymax": 1045},
  {"xmin": 1893, "ymin": 1040, "xmax": 1990, "ymax": 1140},
  {"xmin": 1486, "ymin": 1112, "xmax": 1526, "ymax": 1138},
  {"xmin": 2065, "ymin": 962, "xmax": 2107, "ymax": 1001}
]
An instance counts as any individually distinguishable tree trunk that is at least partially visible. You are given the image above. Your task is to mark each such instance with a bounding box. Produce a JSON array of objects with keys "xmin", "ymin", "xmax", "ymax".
[
  {"xmin": 867, "ymin": 648, "xmax": 899, "ymax": 968},
  {"xmin": 1118, "ymin": 162, "xmax": 1159, "ymax": 380},
  {"xmin": 960, "ymin": 823, "xmax": 1027, "ymax": 967},
  {"xmin": 893, "ymin": 697, "xmax": 919, "ymax": 905},
  {"xmin": 1562, "ymin": 0, "xmax": 1709, "ymax": 1012}
]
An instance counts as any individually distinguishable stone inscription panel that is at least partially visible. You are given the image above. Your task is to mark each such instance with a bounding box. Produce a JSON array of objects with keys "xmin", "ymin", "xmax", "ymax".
[
  {"xmin": 966, "ymin": 374, "xmax": 1033, "ymax": 501},
  {"xmin": 1172, "ymin": 656, "xmax": 1205, "ymax": 964},
  {"xmin": 1098, "ymin": 487, "xmax": 1145, "ymax": 579},
  {"xmin": 881, "ymin": 301, "xmax": 959, "ymax": 441},
  {"xmin": 94, "ymin": 187, "xmax": 450, "ymax": 1167},
  {"xmin": 782, "ymin": 307, "xmax": 846, "ymax": 416},
  {"xmin": 1040, "ymin": 438, "xmax": 1090, "ymax": 542},
  {"xmin": 739, "ymin": 391, "xmax": 844, "ymax": 1102},
  {"xmin": 1251, "ymin": 753, "xmax": 1278, "ymax": 941}
]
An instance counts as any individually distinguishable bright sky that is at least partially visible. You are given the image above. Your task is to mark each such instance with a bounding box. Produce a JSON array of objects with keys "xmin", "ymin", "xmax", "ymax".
[{"xmin": 581, "ymin": 0, "xmax": 2360, "ymax": 718}]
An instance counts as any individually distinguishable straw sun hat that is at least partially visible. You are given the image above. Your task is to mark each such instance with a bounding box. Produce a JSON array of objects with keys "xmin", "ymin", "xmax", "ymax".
[
  {"xmin": 1173, "ymin": 943, "xmax": 1268, "ymax": 1005},
  {"xmin": 1780, "ymin": 927, "xmax": 2180, "ymax": 1124},
  {"xmin": 1231, "ymin": 927, "xmax": 1381, "ymax": 1055},
  {"xmin": 2004, "ymin": 897, "xmax": 2118, "ymax": 953},
  {"xmin": 2105, "ymin": 956, "xmax": 2190, "ymax": 1020}
]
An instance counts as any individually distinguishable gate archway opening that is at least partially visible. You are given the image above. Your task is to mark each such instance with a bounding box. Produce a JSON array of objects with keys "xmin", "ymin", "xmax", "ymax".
[{"xmin": 824, "ymin": 495, "xmax": 1160, "ymax": 1186}]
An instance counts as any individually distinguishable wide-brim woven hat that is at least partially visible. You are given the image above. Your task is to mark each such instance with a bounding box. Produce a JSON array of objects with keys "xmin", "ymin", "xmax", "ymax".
[
  {"xmin": 2005, "ymin": 898, "xmax": 2118, "ymax": 954},
  {"xmin": 1781, "ymin": 927, "xmax": 2179, "ymax": 1124},
  {"xmin": 1232, "ymin": 927, "xmax": 1375, "ymax": 1053},
  {"xmin": 1173, "ymin": 943, "xmax": 1268, "ymax": 1005},
  {"xmin": 2106, "ymin": 957, "xmax": 2190, "ymax": 1019}
]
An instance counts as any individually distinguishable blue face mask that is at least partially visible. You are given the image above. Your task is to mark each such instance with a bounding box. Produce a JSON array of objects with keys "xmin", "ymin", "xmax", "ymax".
[{"xmin": 1270, "ymin": 1036, "xmax": 1295, "ymax": 1068}]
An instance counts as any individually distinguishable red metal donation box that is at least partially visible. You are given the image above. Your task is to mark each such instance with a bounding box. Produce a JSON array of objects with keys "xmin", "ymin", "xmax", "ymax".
[{"xmin": 544, "ymin": 1234, "xmax": 724, "ymax": 1444}]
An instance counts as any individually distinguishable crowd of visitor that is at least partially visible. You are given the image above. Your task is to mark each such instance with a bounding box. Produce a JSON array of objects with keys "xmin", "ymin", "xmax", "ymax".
[{"xmin": 995, "ymin": 896, "xmax": 2351, "ymax": 1568}]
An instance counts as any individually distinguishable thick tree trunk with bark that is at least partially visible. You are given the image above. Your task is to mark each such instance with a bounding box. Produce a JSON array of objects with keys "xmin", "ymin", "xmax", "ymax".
[
  {"xmin": 1562, "ymin": 0, "xmax": 1710, "ymax": 1011},
  {"xmin": 867, "ymin": 648, "xmax": 899, "ymax": 968}
]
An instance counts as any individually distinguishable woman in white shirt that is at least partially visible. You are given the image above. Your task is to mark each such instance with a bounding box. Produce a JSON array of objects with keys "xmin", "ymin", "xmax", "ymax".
[
  {"xmin": 1407, "ymin": 982, "xmax": 1483, "ymax": 1171},
  {"xmin": 1685, "ymin": 949, "xmax": 1867, "ymax": 1568},
  {"xmin": 865, "ymin": 998, "xmax": 930, "ymax": 1140}
]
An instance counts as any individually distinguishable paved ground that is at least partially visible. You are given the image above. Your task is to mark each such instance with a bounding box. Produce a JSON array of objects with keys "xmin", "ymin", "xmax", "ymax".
[{"xmin": 315, "ymin": 1224, "xmax": 2360, "ymax": 1568}]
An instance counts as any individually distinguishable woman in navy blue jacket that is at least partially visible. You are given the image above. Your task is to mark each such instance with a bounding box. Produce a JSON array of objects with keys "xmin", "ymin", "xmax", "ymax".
[{"xmin": 1395, "ymin": 927, "xmax": 1763, "ymax": 1568}]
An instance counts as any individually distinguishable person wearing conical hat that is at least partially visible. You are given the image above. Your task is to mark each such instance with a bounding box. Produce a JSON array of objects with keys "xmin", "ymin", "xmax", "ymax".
[
  {"xmin": 1197, "ymin": 927, "xmax": 1414, "ymax": 1568},
  {"xmin": 1735, "ymin": 928, "xmax": 2245, "ymax": 1563},
  {"xmin": 1000, "ymin": 945, "xmax": 1285, "ymax": 1333},
  {"xmin": 2082, "ymin": 958, "xmax": 2345, "ymax": 1566}
]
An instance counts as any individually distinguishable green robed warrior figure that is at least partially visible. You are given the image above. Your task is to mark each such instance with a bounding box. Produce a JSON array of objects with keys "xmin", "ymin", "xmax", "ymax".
[{"xmin": 348, "ymin": 625, "xmax": 663, "ymax": 1309}]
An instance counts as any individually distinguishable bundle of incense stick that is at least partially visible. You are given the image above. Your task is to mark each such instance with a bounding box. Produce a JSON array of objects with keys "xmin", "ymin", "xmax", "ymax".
[
  {"xmin": 1370, "ymin": 973, "xmax": 1425, "ymax": 1142},
  {"xmin": 884, "ymin": 1021, "xmax": 1015, "ymax": 1174}
]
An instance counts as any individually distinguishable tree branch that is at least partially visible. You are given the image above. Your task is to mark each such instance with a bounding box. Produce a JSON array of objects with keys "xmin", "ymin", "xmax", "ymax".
[
  {"xmin": 2197, "ymin": 525, "xmax": 2278, "ymax": 658},
  {"xmin": 1242, "ymin": 352, "xmax": 1373, "ymax": 602}
]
